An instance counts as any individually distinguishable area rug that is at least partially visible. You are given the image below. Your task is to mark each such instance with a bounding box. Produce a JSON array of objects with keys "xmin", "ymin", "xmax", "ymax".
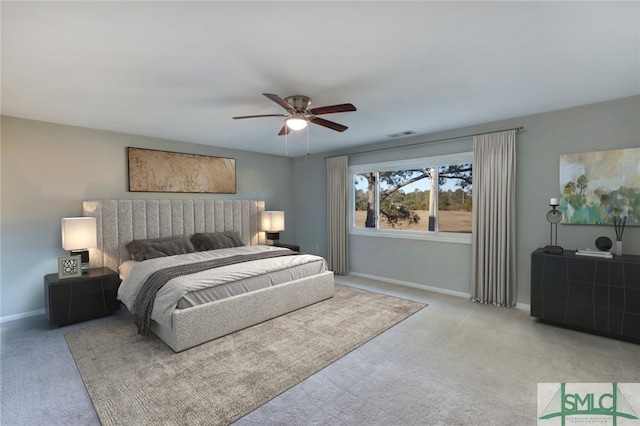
[{"xmin": 65, "ymin": 284, "xmax": 426, "ymax": 426}]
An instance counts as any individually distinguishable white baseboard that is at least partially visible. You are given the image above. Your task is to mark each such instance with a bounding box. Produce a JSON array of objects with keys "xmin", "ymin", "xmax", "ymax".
[
  {"xmin": 345, "ymin": 272, "xmax": 471, "ymax": 299},
  {"xmin": 342, "ymin": 272, "xmax": 531, "ymax": 311},
  {"xmin": 0, "ymin": 309, "xmax": 45, "ymax": 324}
]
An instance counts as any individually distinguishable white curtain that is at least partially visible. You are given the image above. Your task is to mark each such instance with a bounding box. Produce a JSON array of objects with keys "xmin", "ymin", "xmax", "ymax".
[
  {"xmin": 471, "ymin": 130, "xmax": 517, "ymax": 307},
  {"xmin": 326, "ymin": 155, "xmax": 349, "ymax": 274}
]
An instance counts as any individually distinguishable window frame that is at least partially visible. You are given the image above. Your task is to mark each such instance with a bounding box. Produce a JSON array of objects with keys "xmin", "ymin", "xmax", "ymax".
[{"xmin": 349, "ymin": 152, "xmax": 473, "ymax": 244}]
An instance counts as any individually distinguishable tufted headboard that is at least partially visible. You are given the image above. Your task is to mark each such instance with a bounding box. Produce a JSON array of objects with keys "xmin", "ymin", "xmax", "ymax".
[{"xmin": 83, "ymin": 199, "xmax": 265, "ymax": 273}]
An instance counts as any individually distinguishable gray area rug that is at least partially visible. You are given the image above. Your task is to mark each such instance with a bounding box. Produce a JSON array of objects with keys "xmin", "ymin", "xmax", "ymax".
[{"xmin": 65, "ymin": 284, "xmax": 426, "ymax": 426}]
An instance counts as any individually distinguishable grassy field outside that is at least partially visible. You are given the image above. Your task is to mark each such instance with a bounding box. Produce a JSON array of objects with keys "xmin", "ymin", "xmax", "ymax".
[{"xmin": 355, "ymin": 210, "xmax": 472, "ymax": 233}]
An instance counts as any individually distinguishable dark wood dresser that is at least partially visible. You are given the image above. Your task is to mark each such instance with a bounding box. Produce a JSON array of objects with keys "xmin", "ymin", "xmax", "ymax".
[{"xmin": 530, "ymin": 248, "xmax": 640, "ymax": 343}]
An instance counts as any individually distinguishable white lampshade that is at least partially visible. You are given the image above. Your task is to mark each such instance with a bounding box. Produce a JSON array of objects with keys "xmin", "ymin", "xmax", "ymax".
[
  {"xmin": 261, "ymin": 211, "xmax": 285, "ymax": 232},
  {"xmin": 61, "ymin": 217, "xmax": 97, "ymax": 250},
  {"xmin": 285, "ymin": 116, "xmax": 308, "ymax": 131}
]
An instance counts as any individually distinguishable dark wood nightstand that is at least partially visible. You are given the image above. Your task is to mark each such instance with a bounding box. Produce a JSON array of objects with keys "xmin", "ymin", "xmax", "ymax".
[
  {"xmin": 44, "ymin": 267, "xmax": 121, "ymax": 327},
  {"xmin": 273, "ymin": 242, "xmax": 300, "ymax": 252}
]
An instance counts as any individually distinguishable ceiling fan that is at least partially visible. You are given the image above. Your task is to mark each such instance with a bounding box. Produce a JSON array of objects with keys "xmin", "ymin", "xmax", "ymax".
[{"xmin": 233, "ymin": 93, "xmax": 356, "ymax": 135}]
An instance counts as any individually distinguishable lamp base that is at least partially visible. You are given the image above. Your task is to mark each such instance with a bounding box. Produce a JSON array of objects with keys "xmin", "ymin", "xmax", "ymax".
[
  {"xmin": 543, "ymin": 245, "xmax": 564, "ymax": 254},
  {"xmin": 70, "ymin": 250, "xmax": 90, "ymax": 272},
  {"xmin": 265, "ymin": 232, "xmax": 280, "ymax": 246}
]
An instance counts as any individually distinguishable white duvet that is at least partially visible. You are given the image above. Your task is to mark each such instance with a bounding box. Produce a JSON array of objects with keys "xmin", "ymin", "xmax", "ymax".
[{"xmin": 117, "ymin": 245, "xmax": 328, "ymax": 328}]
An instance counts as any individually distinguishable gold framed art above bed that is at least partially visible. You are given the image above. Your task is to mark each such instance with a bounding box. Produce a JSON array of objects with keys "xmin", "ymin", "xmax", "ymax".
[{"xmin": 127, "ymin": 147, "xmax": 236, "ymax": 193}]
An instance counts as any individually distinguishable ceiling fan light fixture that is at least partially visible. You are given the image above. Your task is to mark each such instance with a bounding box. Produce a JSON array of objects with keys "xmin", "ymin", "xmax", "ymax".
[
  {"xmin": 235, "ymin": 93, "xmax": 355, "ymax": 136},
  {"xmin": 285, "ymin": 115, "xmax": 308, "ymax": 131}
]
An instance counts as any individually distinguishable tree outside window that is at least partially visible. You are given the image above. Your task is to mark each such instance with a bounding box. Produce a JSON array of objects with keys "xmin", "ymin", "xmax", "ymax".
[{"xmin": 353, "ymin": 155, "xmax": 472, "ymax": 234}]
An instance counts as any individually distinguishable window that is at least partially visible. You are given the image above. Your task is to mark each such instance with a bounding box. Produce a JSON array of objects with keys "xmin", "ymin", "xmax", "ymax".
[{"xmin": 350, "ymin": 152, "xmax": 473, "ymax": 243}]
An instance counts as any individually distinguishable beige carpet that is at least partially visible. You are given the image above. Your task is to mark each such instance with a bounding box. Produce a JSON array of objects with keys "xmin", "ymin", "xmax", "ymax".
[{"xmin": 65, "ymin": 284, "xmax": 426, "ymax": 426}]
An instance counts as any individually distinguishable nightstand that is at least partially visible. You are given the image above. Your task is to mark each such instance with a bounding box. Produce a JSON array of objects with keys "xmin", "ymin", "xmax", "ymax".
[
  {"xmin": 44, "ymin": 267, "xmax": 121, "ymax": 327},
  {"xmin": 273, "ymin": 242, "xmax": 300, "ymax": 252}
]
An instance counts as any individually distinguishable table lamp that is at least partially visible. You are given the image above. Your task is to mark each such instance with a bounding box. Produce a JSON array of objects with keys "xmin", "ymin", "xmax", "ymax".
[
  {"xmin": 61, "ymin": 217, "xmax": 97, "ymax": 271},
  {"xmin": 261, "ymin": 211, "xmax": 284, "ymax": 245}
]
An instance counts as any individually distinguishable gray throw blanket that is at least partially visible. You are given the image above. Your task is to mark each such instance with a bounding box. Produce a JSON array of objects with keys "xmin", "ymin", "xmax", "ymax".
[{"xmin": 133, "ymin": 250, "xmax": 299, "ymax": 336}]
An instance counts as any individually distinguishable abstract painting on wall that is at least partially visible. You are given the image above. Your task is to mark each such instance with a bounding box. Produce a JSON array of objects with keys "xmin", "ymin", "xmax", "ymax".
[
  {"xmin": 128, "ymin": 147, "xmax": 236, "ymax": 193},
  {"xmin": 559, "ymin": 147, "xmax": 639, "ymax": 226}
]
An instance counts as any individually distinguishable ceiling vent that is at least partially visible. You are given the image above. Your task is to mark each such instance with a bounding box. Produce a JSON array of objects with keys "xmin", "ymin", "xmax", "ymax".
[{"xmin": 386, "ymin": 130, "xmax": 416, "ymax": 138}]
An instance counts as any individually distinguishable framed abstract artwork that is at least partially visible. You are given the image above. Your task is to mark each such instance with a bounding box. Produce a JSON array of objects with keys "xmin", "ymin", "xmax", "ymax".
[
  {"xmin": 58, "ymin": 255, "xmax": 82, "ymax": 279},
  {"xmin": 127, "ymin": 147, "xmax": 236, "ymax": 193},
  {"xmin": 559, "ymin": 147, "xmax": 639, "ymax": 226}
]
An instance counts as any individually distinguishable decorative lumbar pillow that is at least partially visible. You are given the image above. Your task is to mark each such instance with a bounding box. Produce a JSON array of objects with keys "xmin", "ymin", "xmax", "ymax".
[
  {"xmin": 126, "ymin": 236, "xmax": 196, "ymax": 261},
  {"xmin": 141, "ymin": 237, "xmax": 197, "ymax": 260},
  {"xmin": 190, "ymin": 231, "xmax": 245, "ymax": 251}
]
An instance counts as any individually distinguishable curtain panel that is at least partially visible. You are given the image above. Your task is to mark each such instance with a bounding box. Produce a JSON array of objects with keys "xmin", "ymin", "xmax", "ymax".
[
  {"xmin": 471, "ymin": 130, "xmax": 517, "ymax": 307},
  {"xmin": 326, "ymin": 155, "xmax": 349, "ymax": 274}
]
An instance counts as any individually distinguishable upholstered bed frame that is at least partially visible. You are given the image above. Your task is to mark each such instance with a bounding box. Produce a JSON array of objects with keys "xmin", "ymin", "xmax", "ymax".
[{"xmin": 83, "ymin": 199, "xmax": 335, "ymax": 352}]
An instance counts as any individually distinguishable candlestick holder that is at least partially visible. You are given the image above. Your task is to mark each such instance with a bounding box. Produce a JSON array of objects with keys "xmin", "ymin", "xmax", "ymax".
[{"xmin": 544, "ymin": 201, "xmax": 563, "ymax": 254}]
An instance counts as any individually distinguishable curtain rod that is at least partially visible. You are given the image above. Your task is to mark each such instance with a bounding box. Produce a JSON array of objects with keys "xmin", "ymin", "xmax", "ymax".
[{"xmin": 324, "ymin": 126, "xmax": 524, "ymax": 159}]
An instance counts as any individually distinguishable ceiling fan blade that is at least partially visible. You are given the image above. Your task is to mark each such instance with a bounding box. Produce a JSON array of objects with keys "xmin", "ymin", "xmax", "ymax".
[
  {"xmin": 233, "ymin": 114, "xmax": 286, "ymax": 119},
  {"xmin": 308, "ymin": 103, "xmax": 357, "ymax": 115},
  {"xmin": 278, "ymin": 124, "xmax": 291, "ymax": 136},
  {"xmin": 309, "ymin": 117, "xmax": 348, "ymax": 132},
  {"xmin": 263, "ymin": 93, "xmax": 295, "ymax": 112}
]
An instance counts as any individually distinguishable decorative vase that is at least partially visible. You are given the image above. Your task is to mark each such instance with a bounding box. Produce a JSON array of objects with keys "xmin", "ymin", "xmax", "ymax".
[
  {"xmin": 595, "ymin": 236, "xmax": 612, "ymax": 251},
  {"xmin": 615, "ymin": 240, "xmax": 623, "ymax": 256}
]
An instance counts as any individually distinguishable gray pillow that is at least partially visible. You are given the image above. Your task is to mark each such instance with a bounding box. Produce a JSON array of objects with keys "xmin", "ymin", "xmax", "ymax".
[
  {"xmin": 190, "ymin": 231, "xmax": 245, "ymax": 251},
  {"xmin": 126, "ymin": 236, "xmax": 196, "ymax": 261}
]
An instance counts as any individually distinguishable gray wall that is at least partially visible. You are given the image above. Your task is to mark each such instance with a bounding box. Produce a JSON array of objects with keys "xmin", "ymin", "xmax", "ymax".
[
  {"xmin": 2, "ymin": 95, "xmax": 639, "ymax": 318},
  {"xmin": 293, "ymin": 95, "xmax": 640, "ymax": 304},
  {"xmin": 0, "ymin": 116, "xmax": 294, "ymax": 319}
]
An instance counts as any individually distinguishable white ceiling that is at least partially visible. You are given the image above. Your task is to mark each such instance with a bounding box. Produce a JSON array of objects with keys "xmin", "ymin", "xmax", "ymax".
[{"xmin": 2, "ymin": 1, "xmax": 639, "ymax": 157}]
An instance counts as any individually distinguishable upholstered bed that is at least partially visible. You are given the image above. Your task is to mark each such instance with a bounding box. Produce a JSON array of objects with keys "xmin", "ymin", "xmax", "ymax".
[{"xmin": 83, "ymin": 199, "xmax": 335, "ymax": 352}]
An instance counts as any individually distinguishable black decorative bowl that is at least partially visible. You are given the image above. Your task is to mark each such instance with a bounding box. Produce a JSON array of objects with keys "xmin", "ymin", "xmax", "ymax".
[{"xmin": 595, "ymin": 236, "xmax": 612, "ymax": 251}]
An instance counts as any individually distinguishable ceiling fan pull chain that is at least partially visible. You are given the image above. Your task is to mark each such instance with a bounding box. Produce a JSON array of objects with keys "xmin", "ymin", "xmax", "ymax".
[
  {"xmin": 284, "ymin": 120, "xmax": 289, "ymax": 156},
  {"xmin": 306, "ymin": 124, "xmax": 310, "ymax": 155}
]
